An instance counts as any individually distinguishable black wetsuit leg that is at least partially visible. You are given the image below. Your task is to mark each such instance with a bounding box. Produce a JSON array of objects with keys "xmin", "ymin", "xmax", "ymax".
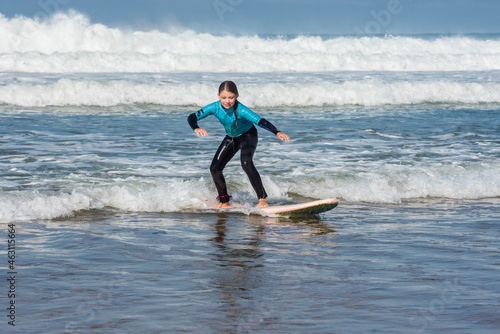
[
  {"xmin": 210, "ymin": 126, "xmax": 267, "ymax": 203},
  {"xmin": 239, "ymin": 126, "xmax": 267, "ymax": 200},
  {"xmin": 210, "ymin": 136, "xmax": 238, "ymax": 203}
]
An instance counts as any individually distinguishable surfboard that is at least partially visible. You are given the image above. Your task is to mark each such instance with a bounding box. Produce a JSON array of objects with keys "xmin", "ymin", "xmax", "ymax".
[{"xmin": 260, "ymin": 198, "xmax": 338, "ymax": 216}]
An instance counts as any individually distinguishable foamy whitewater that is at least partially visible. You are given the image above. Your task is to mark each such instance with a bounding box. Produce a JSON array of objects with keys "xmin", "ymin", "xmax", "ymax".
[{"xmin": 1, "ymin": 11, "xmax": 500, "ymax": 222}]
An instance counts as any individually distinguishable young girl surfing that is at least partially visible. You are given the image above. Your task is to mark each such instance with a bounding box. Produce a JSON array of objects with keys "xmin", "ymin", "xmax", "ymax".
[{"xmin": 188, "ymin": 81, "xmax": 290, "ymax": 208}]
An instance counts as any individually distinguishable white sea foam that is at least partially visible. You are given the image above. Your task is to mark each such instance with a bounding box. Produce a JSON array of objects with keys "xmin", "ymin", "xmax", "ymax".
[
  {"xmin": 1, "ymin": 11, "xmax": 500, "ymax": 73},
  {"xmin": 282, "ymin": 162, "xmax": 500, "ymax": 204},
  {"xmin": 1, "ymin": 162, "xmax": 498, "ymax": 222},
  {"xmin": 1, "ymin": 78, "xmax": 500, "ymax": 107},
  {"xmin": 0, "ymin": 178, "xmax": 212, "ymax": 222}
]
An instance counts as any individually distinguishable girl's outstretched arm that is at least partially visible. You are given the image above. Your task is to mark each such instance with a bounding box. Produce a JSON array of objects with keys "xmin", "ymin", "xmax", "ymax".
[
  {"xmin": 188, "ymin": 113, "xmax": 208, "ymax": 136},
  {"xmin": 258, "ymin": 118, "xmax": 290, "ymax": 142}
]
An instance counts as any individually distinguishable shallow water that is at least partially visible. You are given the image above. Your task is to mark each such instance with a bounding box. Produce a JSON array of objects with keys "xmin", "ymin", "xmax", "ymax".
[{"xmin": 3, "ymin": 198, "xmax": 499, "ymax": 333}]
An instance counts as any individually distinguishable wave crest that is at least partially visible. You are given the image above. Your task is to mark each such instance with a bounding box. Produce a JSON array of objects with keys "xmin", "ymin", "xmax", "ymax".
[
  {"xmin": 1, "ymin": 11, "xmax": 500, "ymax": 73},
  {"xmin": 1, "ymin": 78, "xmax": 499, "ymax": 107}
]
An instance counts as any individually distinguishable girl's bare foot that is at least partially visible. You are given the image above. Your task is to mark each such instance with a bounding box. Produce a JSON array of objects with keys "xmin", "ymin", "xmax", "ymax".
[
  {"xmin": 218, "ymin": 202, "xmax": 231, "ymax": 209},
  {"xmin": 257, "ymin": 199, "xmax": 268, "ymax": 208}
]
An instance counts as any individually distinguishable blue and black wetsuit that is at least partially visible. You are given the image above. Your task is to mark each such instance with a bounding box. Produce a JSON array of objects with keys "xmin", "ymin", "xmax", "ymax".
[{"xmin": 188, "ymin": 100, "xmax": 280, "ymax": 203}]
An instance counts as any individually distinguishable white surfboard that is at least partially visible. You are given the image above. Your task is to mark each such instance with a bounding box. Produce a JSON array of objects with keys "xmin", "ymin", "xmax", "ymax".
[{"xmin": 260, "ymin": 198, "xmax": 338, "ymax": 216}]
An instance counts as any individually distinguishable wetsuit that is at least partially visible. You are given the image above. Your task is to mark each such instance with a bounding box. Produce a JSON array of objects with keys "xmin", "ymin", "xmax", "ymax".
[{"xmin": 188, "ymin": 100, "xmax": 280, "ymax": 203}]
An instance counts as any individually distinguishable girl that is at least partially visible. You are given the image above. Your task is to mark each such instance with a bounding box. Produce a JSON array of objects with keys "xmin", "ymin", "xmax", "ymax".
[{"xmin": 188, "ymin": 81, "xmax": 290, "ymax": 208}]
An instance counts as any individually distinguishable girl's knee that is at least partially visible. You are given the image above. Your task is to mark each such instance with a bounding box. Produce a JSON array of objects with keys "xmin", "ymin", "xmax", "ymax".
[
  {"xmin": 241, "ymin": 158, "xmax": 255, "ymax": 173},
  {"xmin": 210, "ymin": 162, "xmax": 222, "ymax": 175}
]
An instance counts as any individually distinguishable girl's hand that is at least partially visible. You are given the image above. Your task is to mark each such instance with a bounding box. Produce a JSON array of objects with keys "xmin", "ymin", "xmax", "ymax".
[
  {"xmin": 277, "ymin": 132, "xmax": 290, "ymax": 142},
  {"xmin": 194, "ymin": 128, "xmax": 208, "ymax": 137}
]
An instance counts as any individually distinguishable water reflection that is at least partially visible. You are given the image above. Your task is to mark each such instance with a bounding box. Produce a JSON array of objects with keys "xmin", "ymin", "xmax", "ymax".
[
  {"xmin": 206, "ymin": 213, "xmax": 336, "ymax": 331},
  {"xmin": 210, "ymin": 213, "xmax": 266, "ymax": 267},
  {"xmin": 270, "ymin": 215, "xmax": 337, "ymax": 236}
]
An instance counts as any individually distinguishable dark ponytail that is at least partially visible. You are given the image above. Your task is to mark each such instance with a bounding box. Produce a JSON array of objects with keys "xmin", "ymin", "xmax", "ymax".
[{"xmin": 218, "ymin": 81, "xmax": 239, "ymax": 126}]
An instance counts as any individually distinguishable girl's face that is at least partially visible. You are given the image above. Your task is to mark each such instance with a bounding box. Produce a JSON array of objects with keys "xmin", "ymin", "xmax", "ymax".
[{"xmin": 218, "ymin": 90, "xmax": 238, "ymax": 109}]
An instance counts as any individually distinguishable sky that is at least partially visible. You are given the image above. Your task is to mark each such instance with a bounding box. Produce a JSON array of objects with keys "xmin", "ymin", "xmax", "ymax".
[{"xmin": 1, "ymin": 0, "xmax": 499, "ymax": 35}]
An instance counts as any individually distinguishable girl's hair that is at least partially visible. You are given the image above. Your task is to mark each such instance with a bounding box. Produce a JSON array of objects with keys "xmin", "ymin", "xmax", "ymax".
[
  {"xmin": 218, "ymin": 81, "xmax": 239, "ymax": 126},
  {"xmin": 218, "ymin": 80, "xmax": 238, "ymax": 95}
]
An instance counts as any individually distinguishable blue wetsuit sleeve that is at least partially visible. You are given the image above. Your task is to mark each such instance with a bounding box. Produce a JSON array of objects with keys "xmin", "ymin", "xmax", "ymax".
[
  {"xmin": 237, "ymin": 103, "xmax": 280, "ymax": 135},
  {"xmin": 188, "ymin": 105, "xmax": 214, "ymax": 130},
  {"xmin": 238, "ymin": 103, "xmax": 262, "ymax": 124},
  {"xmin": 258, "ymin": 118, "xmax": 280, "ymax": 135}
]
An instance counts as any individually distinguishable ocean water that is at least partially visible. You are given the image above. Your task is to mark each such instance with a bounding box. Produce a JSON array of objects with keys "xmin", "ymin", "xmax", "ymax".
[{"xmin": 1, "ymin": 11, "xmax": 500, "ymax": 333}]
